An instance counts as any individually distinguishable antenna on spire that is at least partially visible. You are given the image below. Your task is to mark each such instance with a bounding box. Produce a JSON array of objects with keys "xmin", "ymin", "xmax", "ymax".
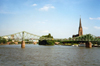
[{"xmin": 80, "ymin": 15, "xmax": 81, "ymax": 18}]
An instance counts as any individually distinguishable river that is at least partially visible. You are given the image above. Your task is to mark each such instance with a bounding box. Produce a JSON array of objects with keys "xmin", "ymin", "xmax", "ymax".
[{"xmin": 0, "ymin": 44, "xmax": 100, "ymax": 66}]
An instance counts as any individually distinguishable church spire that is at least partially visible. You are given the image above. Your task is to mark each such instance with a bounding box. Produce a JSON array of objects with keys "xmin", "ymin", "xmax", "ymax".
[
  {"xmin": 78, "ymin": 16, "xmax": 83, "ymax": 36},
  {"xmin": 79, "ymin": 16, "xmax": 82, "ymax": 28},
  {"xmin": 72, "ymin": 16, "xmax": 83, "ymax": 38}
]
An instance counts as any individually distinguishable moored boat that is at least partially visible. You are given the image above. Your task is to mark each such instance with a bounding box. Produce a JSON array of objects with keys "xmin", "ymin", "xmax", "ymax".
[{"xmin": 78, "ymin": 44, "xmax": 85, "ymax": 47}]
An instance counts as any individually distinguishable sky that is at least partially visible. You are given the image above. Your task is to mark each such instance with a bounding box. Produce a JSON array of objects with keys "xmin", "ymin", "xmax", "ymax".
[{"xmin": 0, "ymin": 0, "xmax": 100, "ymax": 38}]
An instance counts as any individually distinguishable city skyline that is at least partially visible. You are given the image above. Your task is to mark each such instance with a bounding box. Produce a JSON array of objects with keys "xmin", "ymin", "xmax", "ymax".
[{"xmin": 0, "ymin": 0, "xmax": 100, "ymax": 38}]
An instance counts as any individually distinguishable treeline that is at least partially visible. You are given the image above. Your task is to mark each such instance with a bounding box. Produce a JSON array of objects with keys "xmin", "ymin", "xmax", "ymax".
[
  {"xmin": 0, "ymin": 37, "xmax": 7, "ymax": 44},
  {"xmin": 0, "ymin": 37, "xmax": 15, "ymax": 44}
]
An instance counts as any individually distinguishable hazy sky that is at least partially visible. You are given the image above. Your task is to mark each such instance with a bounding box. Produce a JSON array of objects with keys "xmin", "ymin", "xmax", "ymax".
[{"xmin": 0, "ymin": 0, "xmax": 100, "ymax": 38}]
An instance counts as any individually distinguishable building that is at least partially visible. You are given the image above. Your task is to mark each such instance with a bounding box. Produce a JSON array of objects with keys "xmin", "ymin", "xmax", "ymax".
[{"xmin": 72, "ymin": 17, "xmax": 83, "ymax": 38}]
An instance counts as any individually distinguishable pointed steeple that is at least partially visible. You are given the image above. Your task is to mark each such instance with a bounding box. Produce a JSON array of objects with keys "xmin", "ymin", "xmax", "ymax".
[
  {"xmin": 78, "ymin": 16, "xmax": 83, "ymax": 36},
  {"xmin": 79, "ymin": 16, "xmax": 82, "ymax": 28}
]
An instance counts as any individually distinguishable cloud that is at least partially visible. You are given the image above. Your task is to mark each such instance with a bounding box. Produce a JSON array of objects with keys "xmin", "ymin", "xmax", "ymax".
[
  {"xmin": 83, "ymin": 27, "xmax": 88, "ymax": 30},
  {"xmin": 51, "ymin": 6, "xmax": 55, "ymax": 8},
  {"xmin": 94, "ymin": 26, "xmax": 100, "ymax": 29},
  {"xmin": 42, "ymin": 30, "xmax": 49, "ymax": 33},
  {"xmin": 89, "ymin": 17, "xmax": 100, "ymax": 20},
  {"xmin": 32, "ymin": 4, "xmax": 37, "ymax": 6},
  {"xmin": 39, "ymin": 4, "xmax": 55, "ymax": 11}
]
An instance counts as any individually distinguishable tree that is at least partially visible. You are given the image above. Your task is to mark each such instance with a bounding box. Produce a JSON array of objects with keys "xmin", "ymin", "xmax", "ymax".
[
  {"xmin": 0, "ymin": 37, "xmax": 7, "ymax": 44},
  {"xmin": 8, "ymin": 38, "xmax": 12, "ymax": 42},
  {"xmin": 39, "ymin": 33, "xmax": 54, "ymax": 45},
  {"xmin": 0, "ymin": 37, "xmax": 2, "ymax": 43},
  {"xmin": 2, "ymin": 38, "xmax": 7, "ymax": 44},
  {"xmin": 25, "ymin": 39, "xmax": 29, "ymax": 42}
]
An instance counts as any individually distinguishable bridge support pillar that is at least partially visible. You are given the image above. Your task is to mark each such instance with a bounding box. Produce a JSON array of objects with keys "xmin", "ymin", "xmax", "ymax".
[
  {"xmin": 21, "ymin": 41, "xmax": 25, "ymax": 48},
  {"xmin": 86, "ymin": 42, "xmax": 92, "ymax": 48},
  {"xmin": 62, "ymin": 42, "xmax": 65, "ymax": 45}
]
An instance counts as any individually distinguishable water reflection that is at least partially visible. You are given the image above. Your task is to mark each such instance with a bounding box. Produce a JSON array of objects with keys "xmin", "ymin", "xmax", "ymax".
[{"xmin": 0, "ymin": 44, "xmax": 100, "ymax": 66}]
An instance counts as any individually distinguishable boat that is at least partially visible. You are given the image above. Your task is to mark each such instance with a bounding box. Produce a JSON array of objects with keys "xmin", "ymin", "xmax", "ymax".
[
  {"xmin": 72, "ymin": 45, "xmax": 78, "ymax": 47},
  {"xmin": 78, "ymin": 44, "xmax": 85, "ymax": 47},
  {"xmin": 92, "ymin": 44, "xmax": 98, "ymax": 47}
]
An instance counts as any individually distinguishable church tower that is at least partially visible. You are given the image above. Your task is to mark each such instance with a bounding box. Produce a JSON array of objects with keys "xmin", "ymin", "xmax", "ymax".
[{"xmin": 78, "ymin": 17, "xmax": 83, "ymax": 36}]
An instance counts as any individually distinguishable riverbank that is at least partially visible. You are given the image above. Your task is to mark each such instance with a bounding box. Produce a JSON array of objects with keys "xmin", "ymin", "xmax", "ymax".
[
  {"xmin": 0, "ymin": 44, "xmax": 18, "ymax": 45},
  {"xmin": 0, "ymin": 44, "xmax": 9, "ymax": 45}
]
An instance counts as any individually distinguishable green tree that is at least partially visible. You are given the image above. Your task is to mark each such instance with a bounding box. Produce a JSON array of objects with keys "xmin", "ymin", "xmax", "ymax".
[
  {"xmin": 2, "ymin": 38, "xmax": 7, "ymax": 44},
  {"xmin": 25, "ymin": 39, "xmax": 29, "ymax": 42},
  {"xmin": 8, "ymin": 38, "xmax": 12, "ymax": 42},
  {"xmin": 39, "ymin": 33, "xmax": 54, "ymax": 45},
  {"xmin": 0, "ymin": 37, "xmax": 2, "ymax": 43},
  {"xmin": 0, "ymin": 37, "xmax": 7, "ymax": 44}
]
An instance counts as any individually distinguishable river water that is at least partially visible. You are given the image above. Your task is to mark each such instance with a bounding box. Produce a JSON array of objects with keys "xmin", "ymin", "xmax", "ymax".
[{"xmin": 0, "ymin": 44, "xmax": 100, "ymax": 66}]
